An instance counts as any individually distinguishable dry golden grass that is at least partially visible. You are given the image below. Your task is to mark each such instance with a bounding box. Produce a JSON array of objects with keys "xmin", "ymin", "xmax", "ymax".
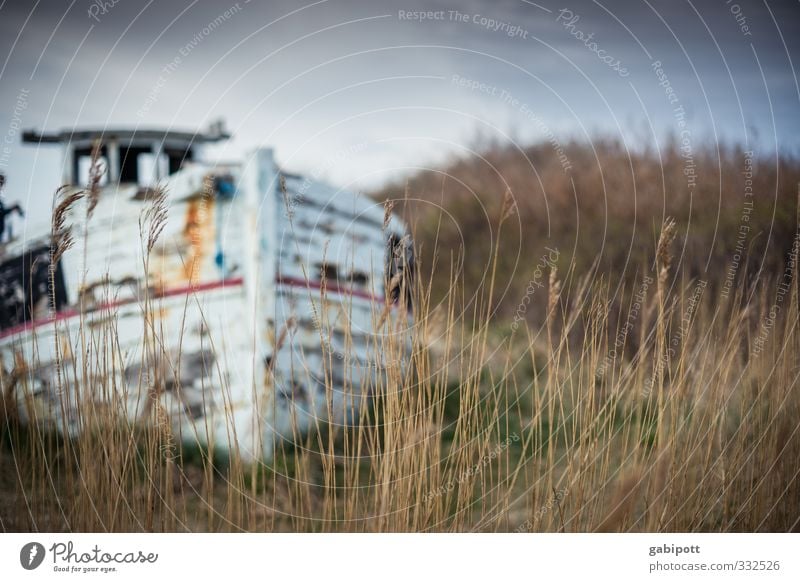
[{"xmin": 1, "ymin": 142, "xmax": 799, "ymax": 533}]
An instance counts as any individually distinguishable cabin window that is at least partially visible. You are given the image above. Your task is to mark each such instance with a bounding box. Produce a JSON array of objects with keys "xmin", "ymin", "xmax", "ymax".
[
  {"xmin": 0, "ymin": 245, "xmax": 68, "ymax": 331},
  {"xmin": 119, "ymin": 146, "xmax": 152, "ymax": 183},
  {"xmin": 79, "ymin": 145, "xmax": 191, "ymax": 187}
]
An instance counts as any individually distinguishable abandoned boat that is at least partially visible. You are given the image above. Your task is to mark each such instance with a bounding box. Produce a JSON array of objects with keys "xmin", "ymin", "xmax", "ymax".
[{"xmin": 0, "ymin": 122, "xmax": 413, "ymax": 462}]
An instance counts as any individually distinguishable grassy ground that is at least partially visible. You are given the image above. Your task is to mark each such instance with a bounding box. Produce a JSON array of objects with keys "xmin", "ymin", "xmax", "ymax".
[{"xmin": 1, "ymin": 139, "xmax": 799, "ymax": 532}]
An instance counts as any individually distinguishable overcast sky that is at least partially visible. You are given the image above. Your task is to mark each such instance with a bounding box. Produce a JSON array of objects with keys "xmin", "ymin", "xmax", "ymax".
[{"xmin": 1, "ymin": 0, "xmax": 798, "ymax": 226}]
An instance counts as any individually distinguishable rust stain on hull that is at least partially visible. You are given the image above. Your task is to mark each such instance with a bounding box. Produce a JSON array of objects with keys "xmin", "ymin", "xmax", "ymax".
[{"xmin": 182, "ymin": 191, "xmax": 216, "ymax": 285}]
